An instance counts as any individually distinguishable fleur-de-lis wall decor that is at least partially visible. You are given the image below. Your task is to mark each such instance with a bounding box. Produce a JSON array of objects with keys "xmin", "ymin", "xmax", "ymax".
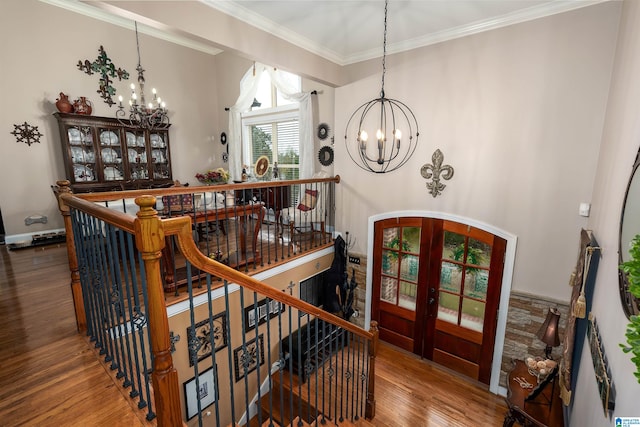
[
  {"xmin": 420, "ymin": 149, "xmax": 454, "ymax": 198},
  {"xmin": 78, "ymin": 45, "xmax": 129, "ymax": 107}
]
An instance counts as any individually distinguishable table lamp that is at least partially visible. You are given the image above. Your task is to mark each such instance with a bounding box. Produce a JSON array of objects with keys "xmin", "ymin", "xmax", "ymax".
[{"xmin": 537, "ymin": 307, "xmax": 561, "ymax": 359}]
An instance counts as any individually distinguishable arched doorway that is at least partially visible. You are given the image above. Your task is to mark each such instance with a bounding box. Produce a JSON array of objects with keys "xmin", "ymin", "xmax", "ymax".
[{"xmin": 365, "ymin": 212, "xmax": 516, "ymax": 392}]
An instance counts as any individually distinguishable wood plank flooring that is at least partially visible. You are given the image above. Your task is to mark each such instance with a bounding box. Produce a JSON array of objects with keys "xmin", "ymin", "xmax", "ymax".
[{"xmin": 0, "ymin": 243, "xmax": 507, "ymax": 426}]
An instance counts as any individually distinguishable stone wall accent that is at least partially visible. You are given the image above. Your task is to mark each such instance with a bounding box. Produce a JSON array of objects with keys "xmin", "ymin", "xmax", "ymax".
[
  {"xmin": 500, "ymin": 291, "xmax": 569, "ymax": 387},
  {"xmin": 346, "ymin": 253, "xmax": 367, "ymax": 330}
]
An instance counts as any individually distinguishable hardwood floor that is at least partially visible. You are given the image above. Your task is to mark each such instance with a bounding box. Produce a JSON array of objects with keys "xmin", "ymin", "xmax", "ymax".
[{"xmin": 0, "ymin": 243, "xmax": 507, "ymax": 426}]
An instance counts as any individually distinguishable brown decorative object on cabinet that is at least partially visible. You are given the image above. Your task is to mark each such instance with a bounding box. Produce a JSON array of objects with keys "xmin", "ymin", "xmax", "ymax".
[
  {"xmin": 72, "ymin": 97, "xmax": 93, "ymax": 115},
  {"xmin": 54, "ymin": 112, "xmax": 172, "ymax": 192},
  {"xmin": 55, "ymin": 92, "xmax": 73, "ymax": 113}
]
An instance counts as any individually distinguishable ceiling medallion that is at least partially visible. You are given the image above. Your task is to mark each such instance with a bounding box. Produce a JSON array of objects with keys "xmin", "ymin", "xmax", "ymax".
[{"xmin": 420, "ymin": 149, "xmax": 454, "ymax": 198}]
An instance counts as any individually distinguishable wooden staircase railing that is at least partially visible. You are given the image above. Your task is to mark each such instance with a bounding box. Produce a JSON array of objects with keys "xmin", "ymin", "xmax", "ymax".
[{"xmin": 53, "ymin": 176, "xmax": 377, "ymax": 427}]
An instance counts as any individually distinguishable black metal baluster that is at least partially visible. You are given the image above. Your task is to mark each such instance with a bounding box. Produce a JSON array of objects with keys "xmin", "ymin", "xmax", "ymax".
[
  {"xmin": 264, "ymin": 296, "xmax": 274, "ymax": 427},
  {"xmin": 134, "ymin": 248, "xmax": 155, "ymax": 419},
  {"xmin": 223, "ymin": 279, "xmax": 237, "ymax": 425},
  {"xmin": 277, "ymin": 303, "xmax": 285, "ymax": 427},
  {"xmin": 119, "ymin": 231, "xmax": 143, "ymax": 401},
  {"xmin": 86, "ymin": 216, "xmax": 111, "ymax": 360},
  {"xmin": 104, "ymin": 225, "xmax": 129, "ymax": 384},
  {"xmin": 204, "ymin": 273, "xmax": 222, "ymax": 427},
  {"xmin": 287, "ymin": 306, "xmax": 294, "ymax": 427},
  {"xmin": 185, "ymin": 263, "xmax": 205, "ymax": 426},
  {"xmin": 339, "ymin": 327, "xmax": 346, "ymax": 422}
]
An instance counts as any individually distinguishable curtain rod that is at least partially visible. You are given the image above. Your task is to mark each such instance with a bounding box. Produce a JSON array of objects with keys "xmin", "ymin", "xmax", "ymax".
[{"xmin": 224, "ymin": 90, "xmax": 318, "ymax": 111}]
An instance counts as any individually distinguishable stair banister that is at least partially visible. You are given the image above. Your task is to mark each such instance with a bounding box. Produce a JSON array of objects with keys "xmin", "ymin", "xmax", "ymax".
[
  {"xmin": 53, "ymin": 180, "xmax": 86, "ymax": 333},
  {"xmin": 134, "ymin": 196, "xmax": 183, "ymax": 427}
]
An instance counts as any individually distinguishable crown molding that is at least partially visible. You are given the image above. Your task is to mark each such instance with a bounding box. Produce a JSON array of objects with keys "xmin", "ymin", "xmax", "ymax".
[
  {"xmin": 202, "ymin": 0, "xmax": 613, "ymax": 66},
  {"xmin": 39, "ymin": 0, "xmax": 223, "ymax": 56}
]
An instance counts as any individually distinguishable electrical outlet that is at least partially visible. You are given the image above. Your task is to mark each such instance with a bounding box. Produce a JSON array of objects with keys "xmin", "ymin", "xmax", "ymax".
[{"xmin": 348, "ymin": 256, "xmax": 360, "ymax": 265}]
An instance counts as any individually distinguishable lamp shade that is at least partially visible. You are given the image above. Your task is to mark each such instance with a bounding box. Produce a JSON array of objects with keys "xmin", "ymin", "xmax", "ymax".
[{"xmin": 537, "ymin": 307, "xmax": 561, "ymax": 347}]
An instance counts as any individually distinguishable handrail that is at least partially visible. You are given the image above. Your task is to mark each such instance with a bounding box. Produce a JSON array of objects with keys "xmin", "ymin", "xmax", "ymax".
[
  {"xmin": 74, "ymin": 175, "xmax": 341, "ymax": 202},
  {"xmin": 53, "ymin": 175, "xmax": 377, "ymax": 426},
  {"xmin": 160, "ymin": 202, "xmax": 373, "ymax": 341},
  {"xmin": 59, "ymin": 192, "xmax": 137, "ymax": 234}
]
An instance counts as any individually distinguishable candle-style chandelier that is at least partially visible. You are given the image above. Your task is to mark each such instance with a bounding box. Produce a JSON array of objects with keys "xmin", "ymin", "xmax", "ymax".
[
  {"xmin": 344, "ymin": 0, "xmax": 419, "ymax": 174},
  {"xmin": 116, "ymin": 22, "xmax": 169, "ymax": 129}
]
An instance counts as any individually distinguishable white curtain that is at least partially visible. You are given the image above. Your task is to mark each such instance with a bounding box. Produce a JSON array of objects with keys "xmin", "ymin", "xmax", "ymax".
[{"xmin": 228, "ymin": 63, "xmax": 314, "ymax": 181}]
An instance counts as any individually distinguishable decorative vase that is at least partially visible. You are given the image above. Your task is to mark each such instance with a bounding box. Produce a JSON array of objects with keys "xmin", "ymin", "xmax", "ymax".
[
  {"xmin": 73, "ymin": 97, "xmax": 93, "ymax": 115},
  {"xmin": 55, "ymin": 92, "xmax": 73, "ymax": 113}
]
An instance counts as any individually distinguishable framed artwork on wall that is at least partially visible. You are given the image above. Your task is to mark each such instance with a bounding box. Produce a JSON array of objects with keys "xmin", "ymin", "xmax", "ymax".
[
  {"xmin": 183, "ymin": 365, "xmax": 218, "ymax": 420},
  {"xmin": 243, "ymin": 298, "xmax": 285, "ymax": 333},
  {"xmin": 187, "ymin": 312, "xmax": 228, "ymax": 367},
  {"xmin": 233, "ymin": 334, "xmax": 265, "ymax": 382}
]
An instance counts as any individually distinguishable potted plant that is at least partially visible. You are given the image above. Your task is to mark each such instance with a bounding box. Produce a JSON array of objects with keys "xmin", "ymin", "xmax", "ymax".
[{"xmin": 619, "ymin": 234, "xmax": 640, "ymax": 383}]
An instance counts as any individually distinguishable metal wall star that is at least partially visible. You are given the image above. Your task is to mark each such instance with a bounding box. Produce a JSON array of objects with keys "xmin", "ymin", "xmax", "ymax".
[
  {"xmin": 420, "ymin": 149, "xmax": 454, "ymax": 198},
  {"xmin": 11, "ymin": 122, "xmax": 43, "ymax": 146},
  {"xmin": 78, "ymin": 45, "xmax": 129, "ymax": 107}
]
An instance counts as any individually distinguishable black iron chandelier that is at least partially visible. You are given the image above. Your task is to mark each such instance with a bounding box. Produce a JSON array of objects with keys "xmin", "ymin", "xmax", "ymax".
[
  {"xmin": 344, "ymin": 0, "xmax": 419, "ymax": 174},
  {"xmin": 116, "ymin": 22, "xmax": 169, "ymax": 130}
]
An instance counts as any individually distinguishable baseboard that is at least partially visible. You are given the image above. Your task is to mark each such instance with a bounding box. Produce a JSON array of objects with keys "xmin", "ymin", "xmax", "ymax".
[{"xmin": 5, "ymin": 228, "xmax": 66, "ymax": 248}]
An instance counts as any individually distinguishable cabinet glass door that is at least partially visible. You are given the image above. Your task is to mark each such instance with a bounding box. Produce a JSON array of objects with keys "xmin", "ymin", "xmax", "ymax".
[
  {"xmin": 97, "ymin": 127, "xmax": 124, "ymax": 182},
  {"xmin": 125, "ymin": 129, "xmax": 148, "ymax": 180},
  {"xmin": 150, "ymin": 131, "xmax": 170, "ymax": 179},
  {"xmin": 67, "ymin": 125, "xmax": 96, "ymax": 183}
]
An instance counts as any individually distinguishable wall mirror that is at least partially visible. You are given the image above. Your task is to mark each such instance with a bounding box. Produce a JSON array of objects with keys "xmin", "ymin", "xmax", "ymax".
[{"xmin": 619, "ymin": 149, "xmax": 640, "ymax": 318}]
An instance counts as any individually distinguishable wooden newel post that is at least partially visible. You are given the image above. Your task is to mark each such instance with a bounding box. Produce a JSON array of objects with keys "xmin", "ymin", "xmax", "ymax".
[
  {"xmin": 366, "ymin": 321, "xmax": 379, "ymax": 420},
  {"xmin": 134, "ymin": 196, "xmax": 182, "ymax": 427},
  {"xmin": 54, "ymin": 180, "xmax": 86, "ymax": 333}
]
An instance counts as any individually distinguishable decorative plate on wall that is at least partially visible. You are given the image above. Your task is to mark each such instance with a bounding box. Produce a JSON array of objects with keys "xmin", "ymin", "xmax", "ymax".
[
  {"xmin": 255, "ymin": 155, "xmax": 270, "ymax": 178},
  {"xmin": 317, "ymin": 123, "xmax": 330, "ymax": 140},
  {"xmin": 220, "ymin": 132, "xmax": 227, "ymax": 145},
  {"xmin": 318, "ymin": 145, "xmax": 334, "ymax": 166}
]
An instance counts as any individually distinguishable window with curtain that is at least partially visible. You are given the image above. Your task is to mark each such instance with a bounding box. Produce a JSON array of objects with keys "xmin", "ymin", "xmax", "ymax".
[{"xmin": 241, "ymin": 70, "xmax": 301, "ymax": 181}]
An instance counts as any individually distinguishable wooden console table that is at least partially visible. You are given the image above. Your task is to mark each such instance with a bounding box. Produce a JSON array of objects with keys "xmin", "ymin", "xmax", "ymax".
[
  {"xmin": 161, "ymin": 203, "xmax": 265, "ymax": 290},
  {"xmin": 503, "ymin": 359, "xmax": 564, "ymax": 427}
]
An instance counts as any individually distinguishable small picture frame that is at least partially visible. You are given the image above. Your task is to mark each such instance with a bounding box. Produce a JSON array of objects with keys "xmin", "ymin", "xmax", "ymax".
[
  {"xmin": 243, "ymin": 298, "xmax": 285, "ymax": 333},
  {"xmin": 234, "ymin": 334, "xmax": 265, "ymax": 382},
  {"xmin": 183, "ymin": 365, "xmax": 218, "ymax": 420},
  {"xmin": 187, "ymin": 312, "xmax": 228, "ymax": 367}
]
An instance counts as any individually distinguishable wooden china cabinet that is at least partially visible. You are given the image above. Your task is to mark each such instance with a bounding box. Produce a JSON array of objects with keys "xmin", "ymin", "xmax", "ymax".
[{"xmin": 54, "ymin": 112, "xmax": 172, "ymax": 193}]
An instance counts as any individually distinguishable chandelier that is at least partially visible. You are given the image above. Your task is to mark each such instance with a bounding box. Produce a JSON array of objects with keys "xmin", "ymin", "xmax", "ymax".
[
  {"xmin": 116, "ymin": 22, "xmax": 169, "ymax": 129},
  {"xmin": 344, "ymin": 0, "xmax": 419, "ymax": 174}
]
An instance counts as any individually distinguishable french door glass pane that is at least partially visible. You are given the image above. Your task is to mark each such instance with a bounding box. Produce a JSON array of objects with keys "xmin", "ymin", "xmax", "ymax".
[
  {"xmin": 402, "ymin": 227, "xmax": 421, "ymax": 253},
  {"xmin": 468, "ymin": 238, "xmax": 492, "ymax": 268},
  {"xmin": 400, "ymin": 254, "xmax": 419, "ymax": 282},
  {"xmin": 380, "ymin": 276, "xmax": 397, "ymax": 304},
  {"xmin": 443, "ymin": 230, "xmax": 465, "ymax": 261},
  {"xmin": 461, "ymin": 298, "xmax": 485, "ymax": 332},
  {"xmin": 464, "ymin": 268, "xmax": 489, "ymax": 300},
  {"xmin": 382, "ymin": 250, "xmax": 398, "ymax": 277},
  {"xmin": 382, "ymin": 227, "xmax": 400, "ymax": 248},
  {"xmin": 440, "ymin": 261, "xmax": 461, "ymax": 293},
  {"xmin": 399, "ymin": 281, "xmax": 417, "ymax": 311},
  {"xmin": 438, "ymin": 293, "xmax": 459, "ymax": 324}
]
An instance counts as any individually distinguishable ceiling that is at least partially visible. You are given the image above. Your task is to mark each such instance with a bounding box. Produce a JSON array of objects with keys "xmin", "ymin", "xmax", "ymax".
[
  {"xmin": 55, "ymin": 0, "xmax": 611, "ymax": 66},
  {"xmin": 201, "ymin": 0, "xmax": 611, "ymax": 65}
]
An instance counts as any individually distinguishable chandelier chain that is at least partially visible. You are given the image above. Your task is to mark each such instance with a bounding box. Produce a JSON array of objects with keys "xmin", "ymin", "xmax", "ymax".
[
  {"xmin": 135, "ymin": 21, "xmax": 142, "ymax": 68},
  {"xmin": 381, "ymin": 0, "xmax": 388, "ymax": 98}
]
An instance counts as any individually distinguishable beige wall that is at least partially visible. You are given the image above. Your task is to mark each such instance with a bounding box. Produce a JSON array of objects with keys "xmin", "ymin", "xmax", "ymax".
[
  {"xmin": 169, "ymin": 253, "xmax": 333, "ymax": 426},
  {"xmin": 334, "ymin": 2, "xmax": 621, "ymax": 302},
  {"xmin": 3, "ymin": 0, "xmax": 638, "ymax": 420},
  {"xmin": 0, "ymin": 0, "xmax": 219, "ymax": 240},
  {"xmin": 572, "ymin": 0, "xmax": 640, "ymax": 423}
]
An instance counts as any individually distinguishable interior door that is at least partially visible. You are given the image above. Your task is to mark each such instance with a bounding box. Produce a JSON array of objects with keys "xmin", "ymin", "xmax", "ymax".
[
  {"xmin": 371, "ymin": 217, "xmax": 432, "ymax": 352},
  {"xmin": 372, "ymin": 218, "xmax": 506, "ymax": 385}
]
